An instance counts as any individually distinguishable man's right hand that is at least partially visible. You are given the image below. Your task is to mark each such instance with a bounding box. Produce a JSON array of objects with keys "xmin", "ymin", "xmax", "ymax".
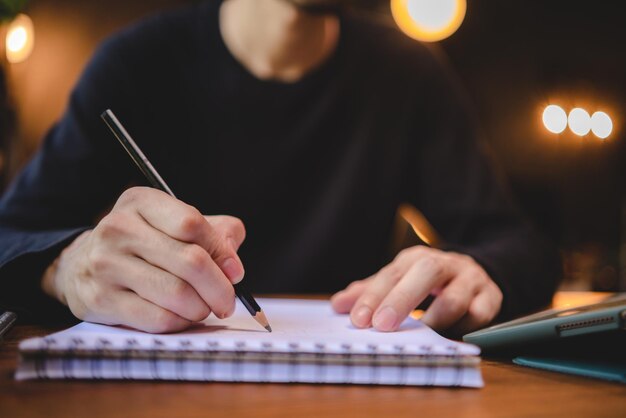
[{"xmin": 41, "ymin": 187, "xmax": 246, "ymax": 333}]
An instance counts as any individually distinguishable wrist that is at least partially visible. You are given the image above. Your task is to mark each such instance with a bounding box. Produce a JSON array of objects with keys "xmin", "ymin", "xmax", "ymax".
[
  {"xmin": 40, "ymin": 230, "xmax": 91, "ymax": 306},
  {"xmin": 41, "ymin": 254, "xmax": 66, "ymax": 305}
]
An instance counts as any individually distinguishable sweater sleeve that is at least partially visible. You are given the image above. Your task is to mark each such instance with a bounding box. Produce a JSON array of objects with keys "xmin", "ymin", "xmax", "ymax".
[
  {"xmin": 0, "ymin": 38, "xmax": 140, "ymax": 322},
  {"xmin": 405, "ymin": 49, "xmax": 562, "ymax": 321}
]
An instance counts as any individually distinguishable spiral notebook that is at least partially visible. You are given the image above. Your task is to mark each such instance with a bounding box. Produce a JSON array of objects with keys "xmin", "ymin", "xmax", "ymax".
[{"xmin": 16, "ymin": 298, "xmax": 483, "ymax": 387}]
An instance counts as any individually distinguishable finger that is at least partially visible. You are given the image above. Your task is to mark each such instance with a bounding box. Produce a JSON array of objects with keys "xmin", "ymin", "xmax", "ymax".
[
  {"xmin": 107, "ymin": 255, "xmax": 211, "ymax": 322},
  {"xmin": 203, "ymin": 215, "xmax": 247, "ymax": 284},
  {"xmin": 349, "ymin": 257, "xmax": 417, "ymax": 328},
  {"xmin": 204, "ymin": 215, "xmax": 246, "ymax": 250},
  {"xmin": 371, "ymin": 255, "xmax": 454, "ymax": 332},
  {"xmin": 117, "ymin": 188, "xmax": 245, "ymax": 282},
  {"xmin": 84, "ymin": 289, "xmax": 191, "ymax": 334},
  {"xmin": 420, "ymin": 274, "xmax": 481, "ymax": 332},
  {"xmin": 116, "ymin": 188, "xmax": 210, "ymax": 244},
  {"xmin": 449, "ymin": 285, "xmax": 502, "ymax": 335},
  {"xmin": 122, "ymin": 221, "xmax": 236, "ymax": 319},
  {"xmin": 330, "ymin": 277, "xmax": 373, "ymax": 314}
]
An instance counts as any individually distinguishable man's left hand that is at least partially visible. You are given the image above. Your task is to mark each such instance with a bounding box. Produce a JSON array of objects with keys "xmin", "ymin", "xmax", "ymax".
[{"xmin": 331, "ymin": 246, "xmax": 503, "ymax": 334}]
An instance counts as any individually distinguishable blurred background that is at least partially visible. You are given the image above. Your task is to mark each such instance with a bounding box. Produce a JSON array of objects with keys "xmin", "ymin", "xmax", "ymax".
[{"xmin": 1, "ymin": 0, "xmax": 625, "ymax": 292}]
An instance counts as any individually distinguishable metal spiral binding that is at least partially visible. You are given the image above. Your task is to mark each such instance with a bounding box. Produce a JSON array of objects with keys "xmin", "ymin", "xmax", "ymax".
[
  {"xmin": 421, "ymin": 345, "xmax": 435, "ymax": 386},
  {"xmin": 232, "ymin": 341, "xmax": 246, "ymax": 382},
  {"xmin": 121, "ymin": 338, "xmax": 139, "ymax": 380},
  {"xmin": 177, "ymin": 339, "xmax": 192, "ymax": 381},
  {"xmin": 90, "ymin": 338, "xmax": 111, "ymax": 380},
  {"xmin": 448, "ymin": 345, "xmax": 463, "ymax": 387},
  {"xmin": 202, "ymin": 340, "xmax": 220, "ymax": 381},
  {"xmin": 35, "ymin": 337, "xmax": 56, "ymax": 379},
  {"xmin": 151, "ymin": 339, "xmax": 165, "ymax": 380},
  {"xmin": 393, "ymin": 344, "xmax": 406, "ymax": 385},
  {"xmin": 314, "ymin": 343, "xmax": 326, "ymax": 383},
  {"xmin": 260, "ymin": 341, "xmax": 273, "ymax": 382},
  {"xmin": 341, "ymin": 343, "xmax": 353, "ymax": 384},
  {"xmin": 27, "ymin": 335, "xmax": 452, "ymax": 384},
  {"xmin": 62, "ymin": 337, "xmax": 84, "ymax": 379}
]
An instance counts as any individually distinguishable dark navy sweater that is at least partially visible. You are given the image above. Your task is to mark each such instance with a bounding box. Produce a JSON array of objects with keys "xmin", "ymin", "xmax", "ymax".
[{"xmin": 0, "ymin": 0, "xmax": 560, "ymax": 323}]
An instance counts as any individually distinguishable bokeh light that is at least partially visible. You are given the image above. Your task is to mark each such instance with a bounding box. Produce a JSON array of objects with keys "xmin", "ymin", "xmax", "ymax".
[
  {"xmin": 391, "ymin": 0, "xmax": 467, "ymax": 42},
  {"xmin": 568, "ymin": 108, "xmax": 591, "ymax": 136},
  {"xmin": 5, "ymin": 14, "xmax": 35, "ymax": 64},
  {"xmin": 590, "ymin": 111, "xmax": 613, "ymax": 139},
  {"xmin": 542, "ymin": 105, "xmax": 568, "ymax": 134}
]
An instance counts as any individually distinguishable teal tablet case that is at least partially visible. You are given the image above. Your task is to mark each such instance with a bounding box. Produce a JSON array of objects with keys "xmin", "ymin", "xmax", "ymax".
[
  {"xmin": 513, "ymin": 356, "xmax": 626, "ymax": 384},
  {"xmin": 463, "ymin": 295, "xmax": 626, "ymax": 383},
  {"xmin": 463, "ymin": 294, "xmax": 626, "ymax": 352}
]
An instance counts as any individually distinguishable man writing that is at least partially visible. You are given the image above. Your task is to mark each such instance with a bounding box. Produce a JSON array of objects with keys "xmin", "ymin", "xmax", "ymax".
[{"xmin": 0, "ymin": 0, "xmax": 560, "ymax": 334}]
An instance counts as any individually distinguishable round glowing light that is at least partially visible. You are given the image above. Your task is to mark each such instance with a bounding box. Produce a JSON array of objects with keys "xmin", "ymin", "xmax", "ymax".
[
  {"xmin": 7, "ymin": 27, "xmax": 27, "ymax": 52},
  {"xmin": 542, "ymin": 105, "xmax": 568, "ymax": 134},
  {"xmin": 568, "ymin": 108, "xmax": 591, "ymax": 136},
  {"xmin": 590, "ymin": 111, "xmax": 613, "ymax": 139},
  {"xmin": 391, "ymin": 0, "xmax": 467, "ymax": 42},
  {"xmin": 5, "ymin": 14, "xmax": 35, "ymax": 64}
]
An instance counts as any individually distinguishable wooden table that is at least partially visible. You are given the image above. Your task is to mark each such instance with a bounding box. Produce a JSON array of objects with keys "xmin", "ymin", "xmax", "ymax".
[{"xmin": 1, "ymin": 293, "xmax": 625, "ymax": 418}]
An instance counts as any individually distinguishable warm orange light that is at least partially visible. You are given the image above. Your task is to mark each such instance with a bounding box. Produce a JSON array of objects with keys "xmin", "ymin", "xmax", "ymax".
[
  {"xmin": 398, "ymin": 204, "xmax": 441, "ymax": 247},
  {"xmin": 5, "ymin": 14, "xmax": 35, "ymax": 64},
  {"xmin": 391, "ymin": 0, "xmax": 467, "ymax": 42}
]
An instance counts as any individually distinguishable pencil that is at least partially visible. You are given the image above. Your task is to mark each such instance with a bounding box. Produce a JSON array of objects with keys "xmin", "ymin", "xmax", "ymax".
[{"xmin": 100, "ymin": 109, "xmax": 272, "ymax": 332}]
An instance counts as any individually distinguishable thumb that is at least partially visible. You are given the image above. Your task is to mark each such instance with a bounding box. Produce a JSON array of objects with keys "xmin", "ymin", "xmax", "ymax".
[{"xmin": 203, "ymin": 215, "xmax": 246, "ymax": 283}]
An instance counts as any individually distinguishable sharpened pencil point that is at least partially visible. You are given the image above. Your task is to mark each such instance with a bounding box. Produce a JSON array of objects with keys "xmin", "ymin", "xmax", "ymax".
[{"xmin": 254, "ymin": 310, "xmax": 272, "ymax": 333}]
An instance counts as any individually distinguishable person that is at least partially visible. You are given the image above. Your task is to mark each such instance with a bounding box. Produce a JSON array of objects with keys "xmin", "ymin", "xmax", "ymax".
[{"xmin": 0, "ymin": 0, "xmax": 560, "ymax": 334}]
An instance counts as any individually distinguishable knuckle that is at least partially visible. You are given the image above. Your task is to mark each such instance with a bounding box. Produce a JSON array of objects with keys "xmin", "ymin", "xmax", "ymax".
[
  {"xmin": 439, "ymin": 292, "xmax": 466, "ymax": 317},
  {"xmin": 118, "ymin": 187, "xmax": 145, "ymax": 205},
  {"xmin": 357, "ymin": 293, "xmax": 381, "ymax": 309},
  {"xmin": 192, "ymin": 304, "xmax": 211, "ymax": 322},
  {"xmin": 398, "ymin": 246, "xmax": 419, "ymax": 260},
  {"xmin": 169, "ymin": 279, "xmax": 191, "ymax": 301},
  {"xmin": 182, "ymin": 244, "xmax": 209, "ymax": 274},
  {"xmin": 214, "ymin": 286, "xmax": 236, "ymax": 317},
  {"xmin": 87, "ymin": 248, "xmax": 111, "ymax": 275},
  {"xmin": 380, "ymin": 264, "xmax": 403, "ymax": 283},
  {"xmin": 471, "ymin": 307, "xmax": 493, "ymax": 326},
  {"xmin": 459, "ymin": 253, "xmax": 475, "ymax": 265},
  {"xmin": 465, "ymin": 258, "xmax": 485, "ymax": 276},
  {"xmin": 230, "ymin": 217, "xmax": 246, "ymax": 239},
  {"xmin": 85, "ymin": 285, "xmax": 110, "ymax": 312},
  {"xmin": 406, "ymin": 245, "xmax": 430, "ymax": 257},
  {"xmin": 150, "ymin": 311, "xmax": 180, "ymax": 334},
  {"xmin": 66, "ymin": 298, "xmax": 88, "ymax": 320},
  {"xmin": 419, "ymin": 254, "xmax": 444, "ymax": 277},
  {"xmin": 390, "ymin": 287, "xmax": 415, "ymax": 309},
  {"xmin": 95, "ymin": 214, "xmax": 126, "ymax": 240},
  {"xmin": 395, "ymin": 248, "xmax": 411, "ymax": 262},
  {"xmin": 177, "ymin": 208, "xmax": 206, "ymax": 239},
  {"xmin": 347, "ymin": 279, "xmax": 365, "ymax": 291},
  {"xmin": 494, "ymin": 286, "xmax": 504, "ymax": 304}
]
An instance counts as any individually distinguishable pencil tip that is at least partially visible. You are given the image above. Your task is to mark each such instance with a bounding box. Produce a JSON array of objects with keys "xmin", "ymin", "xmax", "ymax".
[{"xmin": 255, "ymin": 310, "xmax": 272, "ymax": 332}]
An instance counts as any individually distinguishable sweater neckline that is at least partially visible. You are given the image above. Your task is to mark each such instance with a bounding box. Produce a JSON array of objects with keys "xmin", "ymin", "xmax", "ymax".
[{"xmin": 203, "ymin": 0, "xmax": 346, "ymax": 90}]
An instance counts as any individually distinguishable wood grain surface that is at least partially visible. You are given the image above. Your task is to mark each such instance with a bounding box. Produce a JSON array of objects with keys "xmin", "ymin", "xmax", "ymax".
[{"xmin": 1, "ymin": 294, "xmax": 625, "ymax": 418}]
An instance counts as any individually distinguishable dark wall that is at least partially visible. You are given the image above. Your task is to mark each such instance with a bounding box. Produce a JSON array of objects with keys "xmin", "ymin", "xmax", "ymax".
[{"xmin": 437, "ymin": 1, "xmax": 626, "ymax": 291}]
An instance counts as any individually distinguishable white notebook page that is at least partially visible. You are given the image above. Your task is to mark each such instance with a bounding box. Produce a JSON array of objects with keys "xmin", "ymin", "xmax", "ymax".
[{"xmin": 20, "ymin": 298, "xmax": 480, "ymax": 357}]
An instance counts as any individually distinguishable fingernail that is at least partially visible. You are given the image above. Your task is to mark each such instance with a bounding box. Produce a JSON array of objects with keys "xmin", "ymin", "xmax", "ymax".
[
  {"xmin": 218, "ymin": 304, "xmax": 235, "ymax": 320},
  {"xmin": 373, "ymin": 307, "xmax": 398, "ymax": 331},
  {"xmin": 353, "ymin": 306, "xmax": 372, "ymax": 328},
  {"xmin": 221, "ymin": 258, "xmax": 243, "ymax": 283}
]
